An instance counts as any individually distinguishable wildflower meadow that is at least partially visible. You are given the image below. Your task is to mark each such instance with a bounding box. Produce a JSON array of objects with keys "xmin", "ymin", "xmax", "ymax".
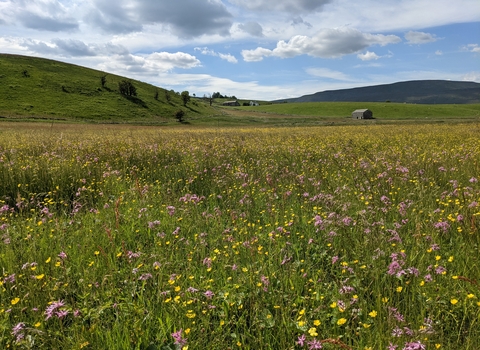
[{"xmin": 0, "ymin": 123, "xmax": 479, "ymax": 349}]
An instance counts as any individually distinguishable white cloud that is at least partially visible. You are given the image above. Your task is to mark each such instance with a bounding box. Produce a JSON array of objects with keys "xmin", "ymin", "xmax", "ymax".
[
  {"xmin": 435, "ymin": 50, "xmax": 443, "ymax": 55},
  {"xmin": 462, "ymin": 72, "xmax": 480, "ymax": 82},
  {"xmin": 242, "ymin": 47, "xmax": 273, "ymax": 62},
  {"xmin": 242, "ymin": 28, "xmax": 401, "ymax": 61},
  {"xmin": 357, "ymin": 51, "xmax": 380, "ymax": 61},
  {"xmin": 313, "ymin": 0, "xmax": 480, "ymax": 34},
  {"xmin": 218, "ymin": 53, "xmax": 238, "ymax": 63},
  {"xmin": 0, "ymin": 0, "xmax": 79, "ymax": 32},
  {"xmin": 464, "ymin": 44, "xmax": 480, "ymax": 53},
  {"xmin": 405, "ymin": 31, "xmax": 438, "ymax": 44},
  {"xmin": 194, "ymin": 47, "xmax": 238, "ymax": 63},
  {"xmin": 305, "ymin": 68, "xmax": 351, "ymax": 81}
]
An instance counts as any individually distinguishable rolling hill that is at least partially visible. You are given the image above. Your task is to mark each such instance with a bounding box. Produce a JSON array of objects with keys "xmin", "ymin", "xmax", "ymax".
[
  {"xmin": 0, "ymin": 54, "xmax": 216, "ymax": 123},
  {"xmin": 276, "ymin": 80, "xmax": 480, "ymax": 104}
]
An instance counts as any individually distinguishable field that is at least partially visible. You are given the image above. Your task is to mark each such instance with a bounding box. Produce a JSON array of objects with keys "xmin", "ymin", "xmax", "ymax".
[
  {"xmin": 232, "ymin": 102, "xmax": 480, "ymax": 121},
  {"xmin": 1, "ymin": 122, "xmax": 479, "ymax": 349}
]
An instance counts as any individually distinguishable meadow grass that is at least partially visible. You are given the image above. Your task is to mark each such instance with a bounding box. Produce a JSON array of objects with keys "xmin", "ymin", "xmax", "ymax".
[
  {"xmin": 237, "ymin": 102, "xmax": 480, "ymax": 120},
  {"xmin": 0, "ymin": 122, "xmax": 479, "ymax": 349}
]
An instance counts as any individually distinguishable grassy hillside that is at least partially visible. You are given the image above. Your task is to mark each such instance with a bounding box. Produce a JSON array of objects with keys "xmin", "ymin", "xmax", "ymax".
[
  {"xmin": 236, "ymin": 102, "xmax": 480, "ymax": 120},
  {"xmin": 277, "ymin": 80, "xmax": 480, "ymax": 104},
  {"xmin": 0, "ymin": 54, "xmax": 216, "ymax": 123}
]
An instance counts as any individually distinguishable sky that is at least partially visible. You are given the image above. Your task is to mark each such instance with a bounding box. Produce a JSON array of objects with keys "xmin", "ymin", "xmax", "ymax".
[{"xmin": 1, "ymin": 0, "xmax": 479, "ymax": 100}]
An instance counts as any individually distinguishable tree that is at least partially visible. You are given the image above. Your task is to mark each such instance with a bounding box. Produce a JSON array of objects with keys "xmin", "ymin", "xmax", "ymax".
[
  {"xmin": 154, "ymin": 89, "xmax": 159, "ymax": 100},
  {"xmin": 181, "ymin": 91, "xmax": 190, "ymax": 107},
  {"xmin": 165, "ymin": 90, "xmax": 171, "ymax": 103},
  {"xmin": 174, "ymin": 109, "xmax": 185, "ymax": 123},
  {"xmin": 204, "ymin": 93, "xmax": 213, "ymax": 106},
  {"xmin": 118, "ymin": 80, "xmax": 137, "ymax": 97},
  {"xmin": 101, "ymin": 75, "xmax": 107, "ymax": 87}
]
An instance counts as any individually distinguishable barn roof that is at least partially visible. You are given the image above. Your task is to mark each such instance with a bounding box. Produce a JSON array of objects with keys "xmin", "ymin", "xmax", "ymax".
[{"xmin": 353, "ymin": 109, "xmax": 370, "ymax": 113}]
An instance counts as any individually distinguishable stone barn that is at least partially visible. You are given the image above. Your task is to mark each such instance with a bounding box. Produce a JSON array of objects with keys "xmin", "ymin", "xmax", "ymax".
[
  {"xmin": 352, "ymin": 109, "xmax": 374, "ymax": 119},
  {"xmin": 222, "ymin": 100, "xmax": 240, "ymax": 106}
]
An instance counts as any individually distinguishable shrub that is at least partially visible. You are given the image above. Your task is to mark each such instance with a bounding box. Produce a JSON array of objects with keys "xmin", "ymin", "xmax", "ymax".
[{"xmin": 118, "ymin": 80, "xmax": 137, "ymax": 97}]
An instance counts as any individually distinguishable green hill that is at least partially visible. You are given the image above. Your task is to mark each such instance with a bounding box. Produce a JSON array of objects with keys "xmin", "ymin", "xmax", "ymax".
[
  {"xmin": 0, "ymin": 54, "xmax": 216, "ymax": 124},
  {"xmin": 276, "ymin": 80, "xmax": 480, "ymax": 104}
]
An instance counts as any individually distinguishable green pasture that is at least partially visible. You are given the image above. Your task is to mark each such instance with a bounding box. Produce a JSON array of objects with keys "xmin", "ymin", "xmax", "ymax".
[
  {"xmin": 0, "ymin": 123, "xmax": 479, "ymax": 349},
  {"xmin": 234, "ymin": 102, "xmax": 480, "ymax": 120}
]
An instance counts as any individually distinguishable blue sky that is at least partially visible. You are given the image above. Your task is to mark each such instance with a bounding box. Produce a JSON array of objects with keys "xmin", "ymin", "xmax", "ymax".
[{"xmin": 1, "ymin": 0, "xmax": 479, "ymax": 100}]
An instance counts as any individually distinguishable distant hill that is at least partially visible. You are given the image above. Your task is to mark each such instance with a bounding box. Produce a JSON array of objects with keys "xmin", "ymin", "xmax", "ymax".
[
  {"xmin": 276, "ymin": 80, "xmax": 480, "ymax": 104},
  {"xmin": 0, "ymin": 54, "xmax": 216, "ymax": 123}
]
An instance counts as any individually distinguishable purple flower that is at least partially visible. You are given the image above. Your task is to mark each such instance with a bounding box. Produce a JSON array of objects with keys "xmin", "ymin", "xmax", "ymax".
[
  {"xmin": 138, "ymin": 273, "xmax": 152, "ymax": 281},
  {"xmin": 296, "ymin": 334, "xmax": 306, "ymax": 346},
  {"xmin": 204, "ymin": 290, "xmax": 215, "ymax": 299},
  {"xmin": 433, "ymin": 221, "xmax": 450, "ymax": 232},
  {"xmin": 342, "ymin": 216, "xmax": 353, "ymax": 226},
  {"xmin": 127, "ymin": 251, "xmax": 141, "ymax": 259},
  {"xmin": 387, "ymin": 343, "xmax": 399, "ymax": 350},
  {"xmin": 167, "ymin": 206, "xmax": 176, "ymax": 216},
  {"xmin": 58, "ymin": 251, "xmax": 67, "ymax": 260},
  {"xmin": 148, "ymin": 220, "xmax": 161, "ymax": 229},
  {"xmin": 203, "ymin": 257, "xmax": 212, "ymax": 268},
  {"xmin": 45, "ymin": 300, "xmax": 66, "ymax": 320},
  {"xmin": 389, "ymin": 307, "xmax": 405, "ymax": 322},
  {"xmin": 307, "ymin": 338, "xmax": 323, "ymax": 349},
  {"xmin": 171, "ymin": 329, "xmax": 187, "ymax": 346},
  {"xmin": 4, "ymin": 273, "xmax": 15, "ymax": 283},
  {"xmin": 430, "ymin": 244, "xmax": 440, "ymax": 251},
  {"xmin": 56, "ymin": 309, "xmax": 69, "ymax": 319},
  {"xmin": 11, "ymin": 322, "xmax": 25, "ymax": 341},
  {"xmin": 407, "ymin": 267, "xmax": 420, "ymax": 277},
  {"xmin": 392, "ymin": 326, "xmax": 403, "ymax": 337},
  {"xmin": 387, "ymin": 261, "xmax": 404, "ymax": 276},
  {"xmin": 402, "ymin": 341, "xmax": 425, "ymax": 350}
]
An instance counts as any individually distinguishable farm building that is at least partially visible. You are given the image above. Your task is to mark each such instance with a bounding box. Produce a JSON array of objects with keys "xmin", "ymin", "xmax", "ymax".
[
  {"xmin": 223, "ymin": 100, "xmax": 240, "ymax": 106},
  {"xmin": 352, "ymin": 109, "xmax": 374, "ymax": 119}
]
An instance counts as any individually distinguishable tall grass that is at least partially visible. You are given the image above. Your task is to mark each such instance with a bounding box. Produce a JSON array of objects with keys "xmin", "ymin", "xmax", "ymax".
[{"xmin": 0, "ymin": 123, "xmax": 479, "ymax": 349}]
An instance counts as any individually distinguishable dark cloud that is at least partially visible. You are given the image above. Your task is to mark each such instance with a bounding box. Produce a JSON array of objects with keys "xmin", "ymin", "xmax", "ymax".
[
  {"xmin": 18, "ymin": 12, "xmax": 78, "ymax": 32},
  {"xmin": 88, "ymin": 0, "xmax": 233, "ymax": 38},
  {"xmin": 292, "ymin": 16, "xmax": 312, "ymax": 28},
  {"xmin": 7, "ymin": 0, "xmax": 80, "ymax": 32},
  {"xmin": 87, "ymin": 0, "xmax": 142, "ymax": 34},
  {"xmin": 229, "ymin": 0, "xmax": 331, "ymax": 14},
  {"xmin": 238, "ymin": 21, "xmax": 263, "ymax": 37},
  {"xmin": 22, "ymin": 38, "xmax": 129, "ymax": 58},
  {"xmin": 404, "ymin": 31, "xmax": 438, "ymax": 44},
  {"xmin": 52, "ymin": 39, "xmax": 96, "ymax": 56}
]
